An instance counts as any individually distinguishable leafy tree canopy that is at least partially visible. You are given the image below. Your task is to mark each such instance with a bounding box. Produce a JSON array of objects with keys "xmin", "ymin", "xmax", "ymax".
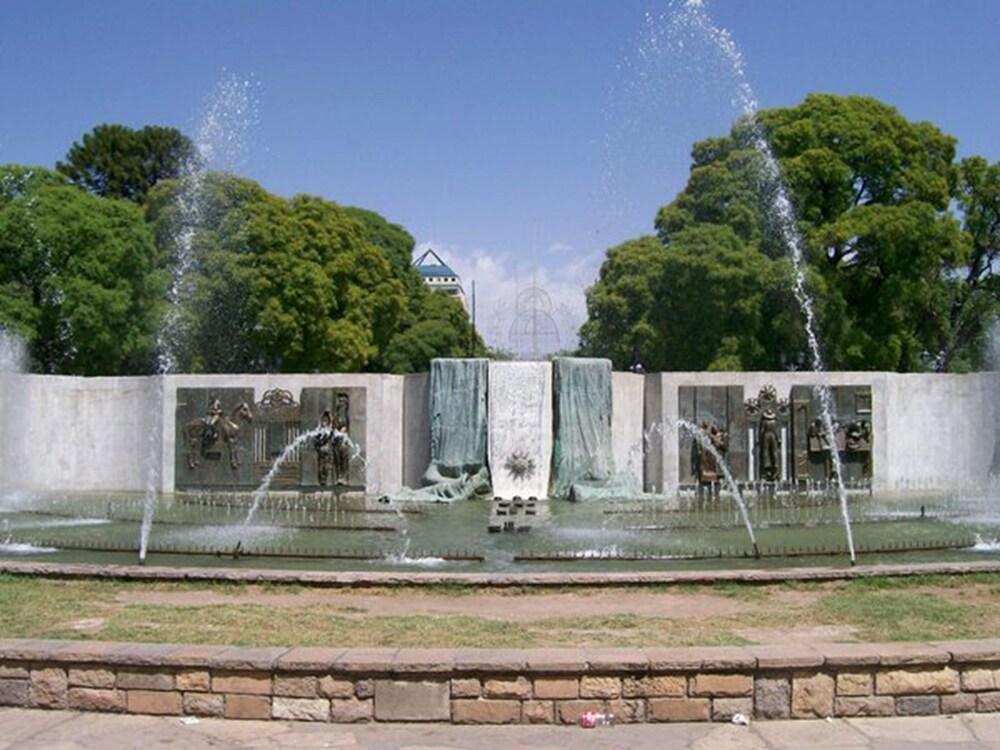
[
  {"xmin": 0, "ymin": 165, "xmax": 166, "ymax": 374},
  {"xmin": 58, "ymin": 124, "xmax": 197, "ymax": 203},
  {"xmin": 146, "ymin": 173, "xmax": 483, "ymax": 373},
  {"xmin": 581, "ymin": 94, "xmax": 999, "ymax": 372},
  {"xmin": 381, "ymin": 283, "xmax": 485, "ymax": 373}
]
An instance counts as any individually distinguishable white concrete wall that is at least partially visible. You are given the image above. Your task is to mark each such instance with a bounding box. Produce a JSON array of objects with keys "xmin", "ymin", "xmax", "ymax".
[
  {"xmin": 645, "ymin": 371, "xmax": 998, "ymax": 493},
  {"xmin": 0, "ymin": 373, "xmax": 406, "ymax": 496},
  {"xmin": 2, "ymin": 369, "xmax": 996, "ymax": 498},
  {"xmin": 0, "ymin": 374, "xmax": 158, "ymax": 494},
  {"xmin": 883, "ymin": 372, "xmax": 999, "ymax": 490},
  {"xmin": 612, "ymin": 372, "xmax": 646, "ymax": 488}
]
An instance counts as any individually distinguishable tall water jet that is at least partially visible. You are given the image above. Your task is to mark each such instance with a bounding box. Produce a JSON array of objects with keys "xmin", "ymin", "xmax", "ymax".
[
  {"xmin": 667, "ymin": 0, "xmax": 856, "ymax": 563},
  {"xmin": 0, "ymin": 329, "xmax": 26, "ymax": 374},
  {"xmin": 138, "ymin": 73, "xmax": 260, "ymax": 563},
  {"xmin": 0, "ymin": 329, "xmax": 27, "ymax": 502},
  {"xmin": 243, "ymin": 425, "xmax": 331, "ymax": 526},
  {"xmin": 550, "ymin": 357, "xmax": 615, "ymax": 499}
]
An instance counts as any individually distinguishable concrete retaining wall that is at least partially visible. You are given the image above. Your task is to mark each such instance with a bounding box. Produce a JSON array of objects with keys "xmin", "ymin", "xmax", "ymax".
[
  {"xmin": 884, "ymin": 373, "xmax": 999, "ymax": 490},
  {"xmin": 0, "ymin": 369, "xmax": 996, "ymax": 497},
  {"xmin": 0, "ymin": 374, "xmax": 159, "ymax": 494},
  {"xmin": 0, "ymin": 638, "xmax": 997, "ymax": 724},
  {"xmin": 0, "ymin": 373, "xmax": 407, "ymax": 496},
  {"xmin": 611, "ymin": 372, "xmax": 645, "ymax": 487},
  {"xmin": 645, "ymin": 371, "xmax": 1000, "ymax": 493}
]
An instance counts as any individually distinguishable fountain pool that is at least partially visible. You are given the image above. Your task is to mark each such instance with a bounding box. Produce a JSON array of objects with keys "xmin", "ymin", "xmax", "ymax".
[{"xmin": 0, "ymin": 487, "xmax": 992, "ymax": 573}]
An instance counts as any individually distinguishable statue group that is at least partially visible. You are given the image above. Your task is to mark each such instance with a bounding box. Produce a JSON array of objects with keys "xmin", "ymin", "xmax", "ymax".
[
  {"xmin": 681, "ymin": 384, "xmax": 873, "ymax": 489},
  {"xmin": 313, "ymin": 393, "xmax": 352, "ymax": 486},
  {"xmin": 175, "ymin": 386, "xmax": 366, "ymax": 491}
]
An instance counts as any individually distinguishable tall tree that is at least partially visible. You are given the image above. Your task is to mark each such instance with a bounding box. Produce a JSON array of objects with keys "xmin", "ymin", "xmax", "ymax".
[
  {"xmin": 58, "ymin": 124, "xmax": 196, "ymax": 203},
  {"xmin": 583, "ymin": 94, "xmax": 999, "ymax": 372},
  {"xmin": 0, "ymin": 165, "xmax": 166, "ymax": 374},
  {"xmin": 381, "ymin": 286, "xmax": 485, "ymax": 373},
  {"xmin": 146, "ymin": 173, "xmax": 483, "ymax": 373}
]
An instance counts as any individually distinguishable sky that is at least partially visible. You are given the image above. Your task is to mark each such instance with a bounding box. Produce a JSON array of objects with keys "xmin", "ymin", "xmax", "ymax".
[{"xmin": 3, "ymin": 0, "xmax": 999, "ymax": 352}]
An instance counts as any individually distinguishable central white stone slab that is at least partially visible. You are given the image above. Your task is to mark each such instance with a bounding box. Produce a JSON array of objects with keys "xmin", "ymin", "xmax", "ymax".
[{"xmin": 488, "ymin": 361, "xmax": 552, "ymax": 499}]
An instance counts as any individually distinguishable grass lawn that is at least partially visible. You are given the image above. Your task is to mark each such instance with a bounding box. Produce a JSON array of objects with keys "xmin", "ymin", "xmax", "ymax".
[{"xmin": 0, "ymin": 573, "xmax": 997, "ymax": 648}]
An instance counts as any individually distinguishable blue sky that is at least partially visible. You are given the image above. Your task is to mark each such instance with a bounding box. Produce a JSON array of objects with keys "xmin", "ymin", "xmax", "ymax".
[{"xmin": 3, "ymin": 0, "xmax": 999, "ymax": 349}]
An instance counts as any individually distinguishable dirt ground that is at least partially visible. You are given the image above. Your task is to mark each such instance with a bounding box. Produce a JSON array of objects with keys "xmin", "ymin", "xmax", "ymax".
[
  {"xmin": 7, "ymin": 573, "xmax": 996, "ymax": 648},
  {"xmin": 115, "ymin": 587, "xmax": 750, "ymax": 620},
  {"xmin": 109, "ymin": 584, "xmax": 865, "ymax": 644}
]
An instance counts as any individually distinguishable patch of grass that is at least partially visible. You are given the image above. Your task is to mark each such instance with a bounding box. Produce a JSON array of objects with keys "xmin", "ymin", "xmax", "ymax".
[
  {"xmin": 838, "ymin": 573, "xmax": 1000, "ymax": 592},
  {"xmin": 710, "ymin": 581, "xmax": 769, "ymax": 602},
  {"xmin": 98, "ymin": 608, "xmax": 533, "ymax": 648},
  {"xmin": 815, "ymin": 588, "xmax": 989, "ymax": 641},
  {"xmin": 2, "ymin": 572, "xmax": 1000, "ymax": 649}
]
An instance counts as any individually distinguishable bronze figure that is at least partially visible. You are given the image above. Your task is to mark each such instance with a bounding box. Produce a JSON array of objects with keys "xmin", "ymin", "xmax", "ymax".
[
  {"xmin": 184, "ymin": 399, "xmax": 253, "ymax": 471},
  {"xmin": 314, "ymin": 393, "xmax": 352, "ymax": 486},
  {"xmin": 692, "ymin": 420, "xmax": 729, "ymax": 484},
  {"xmin": 758, "ymin": 408, "xmax": 781, "ymax": 482}
]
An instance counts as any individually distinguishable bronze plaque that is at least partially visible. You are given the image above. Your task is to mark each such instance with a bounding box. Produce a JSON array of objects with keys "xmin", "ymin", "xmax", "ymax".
[
  {"xmin": 746, "ymin": 385, "xmax": 790, "ymax": 483},
  {"xmin": 678, "ymin": 385, "xmax": 746, "ymax": 483},
  {"xmin": 175, "ymin": 388, "xmax": 255, "ymax": 490},
  {"xmin": 252, "ymin": 388, "xmax": 302, "ymax": 490},
  {"xmin": 300, "ymin": 387, "xmax": 367, "ymax": 491},
  {"xmin": 789, "ymin": 385, "xmax": 873, "ymax": 482}
]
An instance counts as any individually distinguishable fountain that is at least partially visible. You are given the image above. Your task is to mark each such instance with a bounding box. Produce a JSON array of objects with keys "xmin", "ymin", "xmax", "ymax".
[
  {"xmin": 1, "ymin": 6, "xmax": 997, "ymax": 575},
  {"xmin": 677, "ymin": 418, "xmax": 759, "ymax": 557},
  {"xmin": 666, "ymin": 0, "xmax": 856, "ymax": 562},
  {"xmin": 137, "ymin": 73, "xmax": 259, "ymax": 563}
]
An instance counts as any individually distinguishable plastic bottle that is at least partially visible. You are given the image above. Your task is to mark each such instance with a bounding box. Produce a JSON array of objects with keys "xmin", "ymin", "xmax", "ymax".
[{"xmin": 578, "ymin": 711, "xmax": 615, "ymax": 728}]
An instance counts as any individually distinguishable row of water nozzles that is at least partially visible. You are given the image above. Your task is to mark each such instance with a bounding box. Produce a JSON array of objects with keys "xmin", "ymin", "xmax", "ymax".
[{"xmin": 492, "ymin": 496, "xmax": 539, "ymax": 516}]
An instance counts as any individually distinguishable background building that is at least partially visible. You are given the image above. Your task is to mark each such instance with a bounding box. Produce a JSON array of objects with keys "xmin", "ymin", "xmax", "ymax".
[{"xmin": 412, "ymin": 248, "xmax": 467, "ymax": 310}]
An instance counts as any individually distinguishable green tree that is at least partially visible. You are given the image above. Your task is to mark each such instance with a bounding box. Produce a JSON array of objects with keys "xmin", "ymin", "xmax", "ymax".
[
  {"xmin": 381, "ymin": 285, "xmax": 485, "ymax": 373},
  {"xmin": 343, "ymin": 206, "xmax": 487, "ymax": 370},
  {"xmin": 58, "ymin": 124, "xmax": 196, "ymax": 203},
  {"xmin": 0, "ymin": 165, "xmax": 165, "ymax": 374},
  {"xmin": 946, "ymin": 156, "xmax": 1000, "ymax": 370},
  {"xmin": 146, "ymin": 173, "xmax": 483, "ymax": 373},
  {"xmin": 583, "ymin": 94, "xmax": 999, "ymax": 372},
  {"xmin": 579, "ymin": 236, "xmax": 662, "ymax": 368},
  {"xmin": 343, "ymin": 206, "xmax": 417, "ymax": 275}
]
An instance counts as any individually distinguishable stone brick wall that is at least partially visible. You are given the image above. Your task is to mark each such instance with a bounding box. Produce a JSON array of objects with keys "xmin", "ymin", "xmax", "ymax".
[{"xmin": 1, "ymin": 639, "xmax": 999, "ymax": 723}]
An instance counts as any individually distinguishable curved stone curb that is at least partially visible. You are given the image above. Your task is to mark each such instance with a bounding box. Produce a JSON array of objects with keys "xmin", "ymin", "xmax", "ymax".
[
  {"xmin": 0, "ymin": 559, "xmax": 999, "ymax": 588},
  {"xmin": 1, "ymin": 638, "xmax": 999, "ymax": 723}
]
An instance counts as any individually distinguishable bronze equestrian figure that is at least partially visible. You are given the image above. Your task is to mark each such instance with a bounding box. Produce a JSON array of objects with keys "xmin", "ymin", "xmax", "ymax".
[{"xmin": 185, "ymin": 400, "xmax": 253, "ymax": 471}]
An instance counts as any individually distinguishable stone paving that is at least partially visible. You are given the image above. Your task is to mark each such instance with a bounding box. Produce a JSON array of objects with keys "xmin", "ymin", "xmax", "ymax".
[{"xmin": 1, "ymin": 709, "xmax": 999, "ymax": 749}]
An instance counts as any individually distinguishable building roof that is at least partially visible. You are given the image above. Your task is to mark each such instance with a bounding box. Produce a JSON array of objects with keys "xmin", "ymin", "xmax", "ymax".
[{"xmin": 413, "ymin": 248, "xmax": 459, "ymax": 279}]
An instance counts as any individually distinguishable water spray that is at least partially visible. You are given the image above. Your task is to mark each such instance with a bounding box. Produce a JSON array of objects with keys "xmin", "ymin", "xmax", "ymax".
[
  {"xmin": 137, "ymin": 72, "xmax": 260, "ymax": 564},
  {"xmin": 677, "ymin": 419, "xmax": 759, "ymax": 558},
  {"xmin": 670, "ymin": 0, "xmax": 856, "ymax": 564}
]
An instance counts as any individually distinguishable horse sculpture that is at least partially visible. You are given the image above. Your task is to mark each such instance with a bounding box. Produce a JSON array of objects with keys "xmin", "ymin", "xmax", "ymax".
[{"xmin": 185, "ymin": 400, "xmax": 254, "ymax": 471}]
